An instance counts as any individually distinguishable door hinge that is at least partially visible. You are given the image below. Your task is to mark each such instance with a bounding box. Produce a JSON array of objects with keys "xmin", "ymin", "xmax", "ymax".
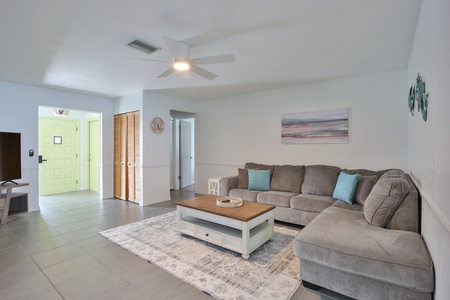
[
  {"xmin": 178, "ymin": 175, "xmax": 181, "ymax": 180},
  {"xmin": 76, "ymin": 127, "xmax": 79, "ymax": 131},
  {"xmin": 76, "ymin": 180, "xmax": 78, "ymax": 184},
  {"xmin": 76, "ymin": 153, "xmax": 78, "ymax": 158}
]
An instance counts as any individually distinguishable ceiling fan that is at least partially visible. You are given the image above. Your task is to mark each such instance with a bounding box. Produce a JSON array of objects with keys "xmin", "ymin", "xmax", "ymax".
[{"xmin": 124, "ymin": 36, "xmax": 235, "ymax": 80}]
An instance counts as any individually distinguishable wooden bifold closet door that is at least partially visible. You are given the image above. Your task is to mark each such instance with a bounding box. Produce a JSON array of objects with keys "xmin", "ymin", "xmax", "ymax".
[{"xmin": 114, "ymin": 111, "xmax": 139, "ymax": 203}]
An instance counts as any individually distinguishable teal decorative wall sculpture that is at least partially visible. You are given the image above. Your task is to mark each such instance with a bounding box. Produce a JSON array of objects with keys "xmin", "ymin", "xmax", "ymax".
[{"xmin": 408, "ymin": 73, "xmax": 428, "ymax": 121}]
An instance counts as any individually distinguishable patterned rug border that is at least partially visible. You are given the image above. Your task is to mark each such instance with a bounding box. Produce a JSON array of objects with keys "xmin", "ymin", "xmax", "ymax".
[{"xmin": 99, "ymin": 212, "xmax": 301, "ymax": 300}]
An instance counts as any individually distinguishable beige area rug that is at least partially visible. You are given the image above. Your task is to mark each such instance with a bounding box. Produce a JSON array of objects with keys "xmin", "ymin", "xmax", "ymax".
[{"xmin": 99, "ymin": 212, "xmax": 301, "ymax": 300}]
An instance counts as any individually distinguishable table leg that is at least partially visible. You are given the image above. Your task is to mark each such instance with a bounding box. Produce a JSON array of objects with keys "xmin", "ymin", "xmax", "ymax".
[
  {"xmin": 241, "ymin": 221, "xmax": 250, "ymax": 259},
  {"xmin": 0, "ymin": 188, "xmax": 12, "ymax": 225}
]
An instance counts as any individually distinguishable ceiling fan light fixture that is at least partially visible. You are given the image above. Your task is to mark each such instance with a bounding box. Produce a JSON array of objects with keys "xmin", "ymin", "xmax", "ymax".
[{"xmin": 173, "ymin": 61, "xmax": 190, "ymax": 71}]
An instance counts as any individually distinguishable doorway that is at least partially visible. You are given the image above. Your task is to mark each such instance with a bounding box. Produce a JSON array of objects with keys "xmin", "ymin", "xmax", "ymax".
[
  {"xmin": 170, "ymin": 110, "xmax": 196, "ymax": 191},
  {"xmin": 38, "ymin": 106, "xmax": 101, "ymax": 196}
]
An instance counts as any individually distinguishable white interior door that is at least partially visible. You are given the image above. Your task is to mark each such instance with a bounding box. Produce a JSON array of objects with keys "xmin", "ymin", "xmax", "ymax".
[{"xmin": 180, "ymin": 120, "xmax": 192, "ymax": 188}]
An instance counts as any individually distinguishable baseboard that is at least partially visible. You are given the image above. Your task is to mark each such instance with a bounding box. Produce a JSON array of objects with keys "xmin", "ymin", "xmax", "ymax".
[
  {"xmin": 302, "ymin": 280, "xmax": 355, "ymax": 300},
  {"xmin": 410, "ymin": 176, "xmax": 450, "ymax": 235}
]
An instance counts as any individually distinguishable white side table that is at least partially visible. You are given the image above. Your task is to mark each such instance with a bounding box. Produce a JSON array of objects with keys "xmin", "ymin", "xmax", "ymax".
[{"xmin": 208, "ymin": 177, "xmax": 223, "ymax": 195}]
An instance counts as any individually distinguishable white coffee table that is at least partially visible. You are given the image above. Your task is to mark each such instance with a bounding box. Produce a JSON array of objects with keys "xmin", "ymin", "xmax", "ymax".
[{"xmin": 176, "ymin": 195, "xmax": 275, "ymax": 259}]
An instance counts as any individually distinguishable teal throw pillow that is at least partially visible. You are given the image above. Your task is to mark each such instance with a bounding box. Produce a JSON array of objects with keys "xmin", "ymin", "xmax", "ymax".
[
  {"xmin": 248, "ymin": 169, "xmax": 271, "ymax": 191},
  {"xmin": 333, "ymin": 172, "xmax": 360, "ymax": 204}
]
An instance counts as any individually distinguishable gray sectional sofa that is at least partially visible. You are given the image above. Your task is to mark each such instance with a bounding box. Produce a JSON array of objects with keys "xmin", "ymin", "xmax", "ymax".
[{"xmin": 219, "ymin": 163, "xmax": 434, "ymax": 299}]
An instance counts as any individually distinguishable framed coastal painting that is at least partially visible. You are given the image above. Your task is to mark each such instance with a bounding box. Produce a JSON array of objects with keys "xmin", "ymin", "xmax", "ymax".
[{"xmin": 281, "ymin": 108, "xmax": 349, "ymax": 144}]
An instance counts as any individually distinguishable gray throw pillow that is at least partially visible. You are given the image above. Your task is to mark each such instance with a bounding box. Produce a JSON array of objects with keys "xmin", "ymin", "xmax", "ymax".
[
  {"xmin": 364, "ymin": 177, "xmax": 410, "ymax": 227},
  {"xmin": 271, "ymin": 165, "xmax": 304, "ymax": 193},
  {"xmin": 237, "ymin": 168, "xmax": 248, "ymax": 189},
  {"xmin": 354, "ymin": 175, "xmax": 377, "ymax": 205}
]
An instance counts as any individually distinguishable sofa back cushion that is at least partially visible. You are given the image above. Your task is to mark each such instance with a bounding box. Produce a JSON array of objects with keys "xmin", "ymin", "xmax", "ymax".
[
  {"xmin": 244, "ymin": 162, "xmax": 274, "ymax": 173},
  {"xmin": 271, "ymin": 165, "xmax": 305, "ymax": 193},
  {"xmin": 364, "ymin": 176, "xmax": 411, "ymax": 227},
  {"xmin": 301, "ymin": 165, "xmax": 341, "ymax": 196}
]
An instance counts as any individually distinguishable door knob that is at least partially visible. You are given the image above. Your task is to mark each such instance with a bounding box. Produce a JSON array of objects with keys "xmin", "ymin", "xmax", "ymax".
[{"xmin": 38, "ymin": 155, "xmax": 48, "ymax": 163}]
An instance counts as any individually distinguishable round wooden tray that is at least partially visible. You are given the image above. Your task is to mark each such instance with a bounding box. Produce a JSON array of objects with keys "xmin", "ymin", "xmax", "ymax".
[{"xmin": 216, "ymin": 196, "xmax": 243, "ymax": 208}]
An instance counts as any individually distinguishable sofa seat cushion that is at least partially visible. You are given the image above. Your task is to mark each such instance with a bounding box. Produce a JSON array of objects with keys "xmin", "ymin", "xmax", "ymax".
[
  {"xmin": 290, "ymin": 194, "xmax": 335, "ymax": 213},
  {"xmin": 256, "ymin": 191, "xmax": 299, "ymax": 208},
  {"xmin": 301, "ymin": 165, "xmax": 341, "ymax": 196},
  {"xmin": 331, "ymin": 200, "xmax": 363, "ymax": 212},
  {"xmin": 229, "ymin": 189, "xmax": 260, "ymax": 202},
  {"xmin": 271, "ymin": 165, "xmax": 305, "ymax": 193},
  {"xmin": 294, "ymin": 207, "xmax": 434, "ymax": 293}
]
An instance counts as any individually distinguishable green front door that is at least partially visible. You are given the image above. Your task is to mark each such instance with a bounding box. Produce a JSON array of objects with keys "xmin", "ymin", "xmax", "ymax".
[
  {"xmin": 39, "ymin": 117, "xmax": 79, "ymax": 195},
  {"xmin": 88, "ymin": 119, "xmax": 100, "ymax": 192}
]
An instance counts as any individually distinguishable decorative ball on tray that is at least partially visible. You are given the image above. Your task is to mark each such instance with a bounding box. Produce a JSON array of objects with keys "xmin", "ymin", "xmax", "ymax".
[{"xmin": 216, "ymin": 197, "xmax": 243, "ymax": 208}]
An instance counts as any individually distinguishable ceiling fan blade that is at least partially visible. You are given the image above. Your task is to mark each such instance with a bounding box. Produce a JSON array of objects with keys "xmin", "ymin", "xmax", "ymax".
[
  {"xmin": 190, "ymin": 54, "xmax": 235, "ymax": 65},
  {"xmin": 157, "ymin": 67, "xmax": 175, "ymax": 78},
  {"xmin": 190, "ymin": 65, "xmax": 217, "ymax": 80},
  {"xmin": 122, "ymin": 56, "xmax": 169, "ymax": 63},
  {"xmin": 162, "ymin": 36, "xmax": 186, "ymax": 60}
]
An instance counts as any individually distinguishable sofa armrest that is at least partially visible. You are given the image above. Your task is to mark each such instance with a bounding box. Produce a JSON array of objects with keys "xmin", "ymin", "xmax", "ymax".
[{"xmin": 219, "ymin": 176, "xmax": 239, "ymax": 196}]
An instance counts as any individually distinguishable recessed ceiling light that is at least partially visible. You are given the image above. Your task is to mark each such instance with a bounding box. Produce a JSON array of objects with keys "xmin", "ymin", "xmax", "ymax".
[{"xmin": 173, "ymin": 61, "xmax": 190, "ymax": 71}]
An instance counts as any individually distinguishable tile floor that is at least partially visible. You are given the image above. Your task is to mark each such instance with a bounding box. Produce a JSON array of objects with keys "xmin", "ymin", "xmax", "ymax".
[{"xmin": 0, "ymin": 189, "xmax": 346, "ymax": 300}]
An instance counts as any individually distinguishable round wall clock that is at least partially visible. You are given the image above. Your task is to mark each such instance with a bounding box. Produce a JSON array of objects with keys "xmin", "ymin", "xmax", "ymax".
[{"xmin": 150, "ymin": 117, "xmax": 165, "ymax": 134}]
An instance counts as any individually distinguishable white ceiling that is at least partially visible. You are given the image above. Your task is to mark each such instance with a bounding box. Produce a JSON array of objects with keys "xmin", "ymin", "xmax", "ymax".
[{"xmin": 0, "ymin": 0, "xmax": 422, "ymax": 102}]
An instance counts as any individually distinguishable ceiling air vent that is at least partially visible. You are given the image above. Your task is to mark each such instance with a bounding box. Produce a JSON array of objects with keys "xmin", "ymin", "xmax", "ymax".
[{"xmin": 127, "ymin": 39, "xmax": 160, "ymax": 54}]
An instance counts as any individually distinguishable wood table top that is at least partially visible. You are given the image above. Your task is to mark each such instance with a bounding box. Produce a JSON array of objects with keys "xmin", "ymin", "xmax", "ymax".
[{"xmin": 176, "ymin": 195, "xmax": 275, "ymax": 222}]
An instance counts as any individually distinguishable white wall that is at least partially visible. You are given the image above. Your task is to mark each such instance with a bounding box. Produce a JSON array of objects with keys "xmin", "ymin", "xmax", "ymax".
[
  {"xmin": 195, "ymin": 69, "xmax": 409, "ymax": 194},
  {"xmin": 407, "ymin": 0, "xmax": 450, "ymax": 298},
  {"xmin": 113, "ymin": 91, "xmax": 196, "ymax": 205},
  {"xmin": 0, "ymin": 81, "xmax": 114, "ymax": 211},
  {"xmin": 113, "ymin": 91, "xmax": 143, "ymax": 115},
  {"xmin": 142, "ymin": 92, "xmax": 197, "ymax": 204}
]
